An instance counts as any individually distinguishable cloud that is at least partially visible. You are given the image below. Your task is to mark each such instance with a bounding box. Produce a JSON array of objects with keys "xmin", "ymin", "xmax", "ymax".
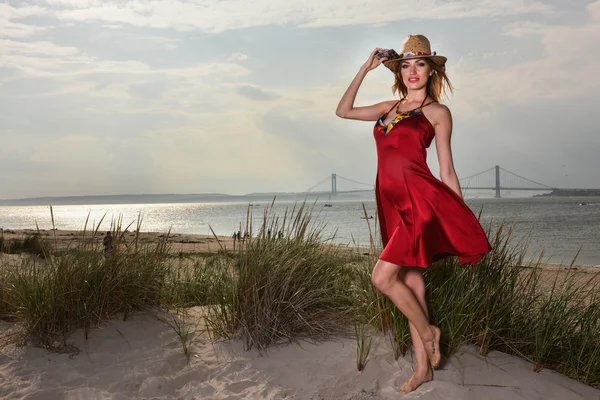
[
  {"xmin": 0, "ymin": 37, "xmax": 154, "ymax": 77},
  {"xmin": 0, "ymin": 4, "xmax": 48, "ymax": 38},
  {"xmin": 0, "ymin": 35, "xmax": 250, "ymax": 82},
  {"xmin": 5, "ymin": 0, "xmax": 554, "ymax": 34},
  {"xmin": 228, "ymin": 53, "xmax": 249, "ymax": 62},
  {"xmin": 450, "ymin": 1, "xmax": 600, "ymax": 116},
  {"xmin": 237, "ymin": 85, "xmax": 279, "ymax": 101},
  {"xmin": 589, "ymin": 0, "xmax": 600, "ymax": 21},
  {"xmin": 0, "ymin": 34, "xmax": 252, "ymax": 117}
]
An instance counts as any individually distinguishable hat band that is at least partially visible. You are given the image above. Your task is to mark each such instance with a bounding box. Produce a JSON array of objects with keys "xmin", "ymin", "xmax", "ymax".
[{"xmin": 401, "ymin": 51, "xmax": 436, "ymax": 58}]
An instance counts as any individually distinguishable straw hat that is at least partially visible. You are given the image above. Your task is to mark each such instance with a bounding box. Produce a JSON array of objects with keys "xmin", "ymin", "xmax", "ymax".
[{"xmin": 383, "ymin": 34, "xmax": 447, "ymax": 71}]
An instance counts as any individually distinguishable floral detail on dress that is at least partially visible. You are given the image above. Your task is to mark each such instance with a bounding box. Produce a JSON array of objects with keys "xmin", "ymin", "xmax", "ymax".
[{"xmin": 377, "ymin": 108, "xmax": 424, "ymax": 136}]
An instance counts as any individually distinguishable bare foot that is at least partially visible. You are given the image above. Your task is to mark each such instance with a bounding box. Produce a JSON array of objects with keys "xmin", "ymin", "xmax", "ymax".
[
  {"xmin": 399, "ymin": 365, "xmax": 433, "ymax": 393},
  {"xmin": 423, "ymin": 325, "xmax": 441, "ymax": 368}
]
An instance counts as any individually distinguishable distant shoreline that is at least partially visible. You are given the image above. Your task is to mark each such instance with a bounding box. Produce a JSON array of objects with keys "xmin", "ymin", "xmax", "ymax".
[
  {"xmin": 0, "ymin": 192, "xmax": 375, "ymax": 207},
  {"xmin": 534, "ymin": 189, "xmax": 600, "ymax": 197}
]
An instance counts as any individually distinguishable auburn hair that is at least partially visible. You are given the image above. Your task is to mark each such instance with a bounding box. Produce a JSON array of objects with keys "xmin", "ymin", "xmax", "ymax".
[{"xmin": 391, "ymin": 58, "xmax": 453, "ymax": 103}]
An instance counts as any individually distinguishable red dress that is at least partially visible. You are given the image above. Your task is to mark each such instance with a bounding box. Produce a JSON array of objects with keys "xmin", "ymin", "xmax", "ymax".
[{"xmin": 374, "ymin": 101, "xmax": 491, "ymax": 268}]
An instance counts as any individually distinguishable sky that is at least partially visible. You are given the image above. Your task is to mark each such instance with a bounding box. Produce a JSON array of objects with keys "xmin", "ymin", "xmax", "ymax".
[{"xmin": 1, "ymin": 0, "xmax": 599, "ymax": 199}]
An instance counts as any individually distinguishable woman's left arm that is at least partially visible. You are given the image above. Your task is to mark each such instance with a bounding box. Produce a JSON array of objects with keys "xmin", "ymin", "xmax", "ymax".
[{"xmin": 433, "ymin": 105, "xmax": 463, "ymax": 199}]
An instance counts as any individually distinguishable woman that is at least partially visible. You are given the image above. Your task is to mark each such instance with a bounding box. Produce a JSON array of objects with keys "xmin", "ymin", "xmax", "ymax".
[{"xmin": 336, "ymin": 34, "xmax": 492, "ymax": 392}]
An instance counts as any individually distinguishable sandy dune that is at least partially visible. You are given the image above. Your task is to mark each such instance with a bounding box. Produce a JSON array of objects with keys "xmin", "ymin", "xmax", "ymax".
[
  {"xmin": 2, "ymin": 229, "xmax": 599, "ymax": 399},
  {"xmin": 1, "ymin": 312, "xmax": 599, "ymax": 400}
]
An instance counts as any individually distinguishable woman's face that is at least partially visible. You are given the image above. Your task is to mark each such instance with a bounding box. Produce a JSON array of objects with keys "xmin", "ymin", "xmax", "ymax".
[{"xmin": 400, "ymin": 58, "xmax": 431, "ymax": 91}]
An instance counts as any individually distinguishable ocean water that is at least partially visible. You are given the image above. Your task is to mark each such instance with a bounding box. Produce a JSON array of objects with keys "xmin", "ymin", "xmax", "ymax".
[{"xmin": 1, "ymin": 196, "xmax": 599, "ymax": 266}]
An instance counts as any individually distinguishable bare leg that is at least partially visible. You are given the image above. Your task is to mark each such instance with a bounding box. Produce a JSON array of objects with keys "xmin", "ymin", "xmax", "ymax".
[
  {"xmin": 371, "ymin": 260, "xmax": 441, "ymax": 368},
  {"xmin": 398, "ymin": 268, "xmax": 434, "ymax": 392}
]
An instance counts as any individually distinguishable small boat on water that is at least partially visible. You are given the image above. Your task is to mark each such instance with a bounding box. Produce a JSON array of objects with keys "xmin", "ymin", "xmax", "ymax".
[{"xmin": 324, "ymin": 193, "xmax": 332, "ymax": 207}]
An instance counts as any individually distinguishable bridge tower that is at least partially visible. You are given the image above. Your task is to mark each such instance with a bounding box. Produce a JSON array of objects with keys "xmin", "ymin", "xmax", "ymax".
[
  {"xmin": 331, "ymin": 173, "xmax": 337, "ymax": 195},
  {"xmin": 495, "ymin": 165, "xmax": 501, "ymax": 198}
]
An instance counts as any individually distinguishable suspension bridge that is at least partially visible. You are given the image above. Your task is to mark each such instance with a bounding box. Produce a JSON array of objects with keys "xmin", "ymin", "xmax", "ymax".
[{"xmin": 305, "ymin": 165, "xmax": 556, "ymax": 198}]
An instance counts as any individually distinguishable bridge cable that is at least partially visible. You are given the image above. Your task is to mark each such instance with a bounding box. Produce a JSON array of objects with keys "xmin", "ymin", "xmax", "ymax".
[
  {"xmin": 458, "ymin": 167, "xmax": 496, "ymax": 181},
  {"xmin": 304, "ymin": 176, "xmax": 331, "ymax": 193},
  {"xmin": 499, "ymin": 167, "xmax": 555, "ymax": 189},
  {"xmin": 336, "ymin": 175, "xmax": 374, "ymax": 187}
]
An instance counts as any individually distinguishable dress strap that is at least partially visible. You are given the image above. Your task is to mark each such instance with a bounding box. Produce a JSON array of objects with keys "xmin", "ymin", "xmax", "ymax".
[
  {"xmin": 419, "ymin": 96, "xmax": 428, "ymax": 108},
  {"xmin": 387, "ymin": 100, "xmax": 402, "ymax": 114},
  {"xmin": 379, "ymin": 100, "xmax": 402, "ymax": 121},
  {"xmin": 419, "ymin": 100, "xmax": 436, "ymax": 110}
]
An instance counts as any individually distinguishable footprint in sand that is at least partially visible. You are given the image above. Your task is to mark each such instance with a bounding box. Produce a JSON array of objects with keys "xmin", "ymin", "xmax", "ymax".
[{"xmin": 224, "ymin": 380, "xmax": 256, "ymax": 394}]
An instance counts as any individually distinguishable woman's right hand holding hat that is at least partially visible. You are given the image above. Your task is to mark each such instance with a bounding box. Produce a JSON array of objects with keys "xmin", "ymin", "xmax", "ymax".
[
  {"xmin": 335, "ymin": 47, "xmax": 395, "ymax": 120},
  {"xmin": 361, "ymin": 48, "xmax": 388, "ymax": 72}
]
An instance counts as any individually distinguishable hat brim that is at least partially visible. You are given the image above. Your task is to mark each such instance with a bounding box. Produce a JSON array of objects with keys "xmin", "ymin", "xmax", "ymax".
[{"xmin": 383, "ymin": 54, "xmax": 447, "ymax": 71}]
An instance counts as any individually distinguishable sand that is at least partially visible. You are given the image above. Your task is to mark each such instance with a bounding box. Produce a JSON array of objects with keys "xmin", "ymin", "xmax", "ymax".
[{"xmin": 1, "ymin": 310, "xmax": 599, "ymax": 400}]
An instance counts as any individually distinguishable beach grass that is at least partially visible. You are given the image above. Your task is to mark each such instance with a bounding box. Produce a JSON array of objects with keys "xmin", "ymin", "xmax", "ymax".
[
  {"xmin": 158, "ymin": 307, "xmax": 205, "ymax": 361},
  {"xmin": 421, "ymin": 221, "xmax": 600, "ymax": 387},
  {"xmin": 201, "ymin": 201, "xmax": 357, "ymax": 351},
  {"xmin": 0, "ymin": 201, "xmax": 599, "ymax": 388},
  {"xmin": 0, "ymin": 231, "xmax": 47, "ymax": 258},
  {"xmin": 0, "ymin": 215, "xmax": 172, "ymax": 348},
  {"xmin": 355, "ymin": 322, "xmax": 373, "ymax": 374}
]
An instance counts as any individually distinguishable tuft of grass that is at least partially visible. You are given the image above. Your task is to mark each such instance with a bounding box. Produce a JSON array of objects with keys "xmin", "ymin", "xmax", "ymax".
[
  {"xmin": 159, "ymin": 308, "xmax": 204, "ymax": 361},
  {"xmin": 423, "ymin": 221, "xmax": 528, "ymax": 355},
  {"xmin": 0, "ymin": 262, "xmax": 13, "ymax": 320},
  {"xmin": 355, "ymin": 322, "xmax": 372, "ymax": 374},
  {"xmin": 0, "ymin": 233, "xmax": 48, "ymax": 258},
  {"xmin": 202, "ymin": 200, "xmax": 356, "ymax": 351},
  {"xmin": 1, "ymin": 215, "xmax": 171, "ymax": 348}
]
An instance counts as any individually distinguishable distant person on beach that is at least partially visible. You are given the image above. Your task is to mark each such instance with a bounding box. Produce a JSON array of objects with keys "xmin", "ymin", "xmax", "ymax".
[
  {"xmin": 336, "ymin": 34, "xmax": 491, "ymax": 392},
  {"xmin": 102, "ymin": 231, "xmax": 113, "ymax": 255}
]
